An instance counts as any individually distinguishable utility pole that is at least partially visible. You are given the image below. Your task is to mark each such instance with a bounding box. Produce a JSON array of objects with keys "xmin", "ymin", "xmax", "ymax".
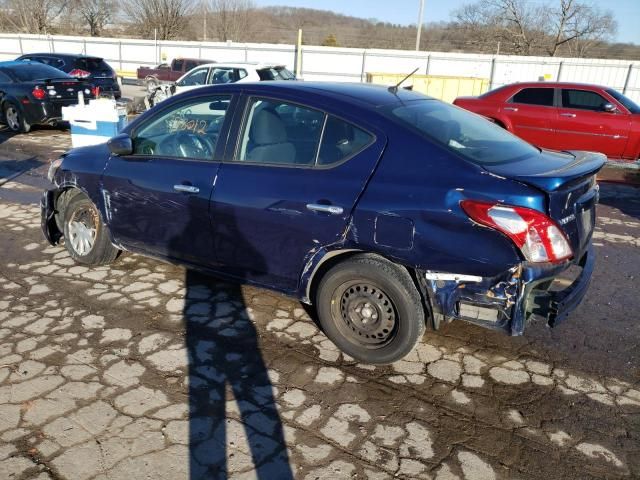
[
  {"xmin": 203, "ymin": 0, "xmax": 207, "ymax": 41},
  {"xmin": 415, "ymin": 0, "xmax": 425, "ymax": 51}
]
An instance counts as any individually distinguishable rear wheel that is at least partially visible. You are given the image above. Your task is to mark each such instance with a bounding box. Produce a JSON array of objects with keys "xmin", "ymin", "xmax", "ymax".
[
  {"xmin": 62, "ymin": 193, "xmax": 119, "ymax": 265},
  {"xmin": 316, "ymin": 255, "xmax": 426, "ymax": 364},
  {"xmin": 3, "ymin": 102, "xmax": 31, "ymax": 133}
]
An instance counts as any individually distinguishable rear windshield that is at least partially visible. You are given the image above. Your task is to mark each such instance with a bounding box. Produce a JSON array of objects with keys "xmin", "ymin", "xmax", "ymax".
[
  {"xmin": 257, "ymin": 67, "xmax": 296, "ymax": 81},
  {"xmin": 384, "ymin": 100, "xmax": 539, "ymax": 165},
  {"xmin": 75, "ymin": 57, "xmax": 112, "ymax": 72},
  {"xmin": 606, "ymin": 89, "xmax": 640, "ymax": 114},
  {"xmin": 10, "ymin": 63, "xmax": 71, "ymax": 81}
]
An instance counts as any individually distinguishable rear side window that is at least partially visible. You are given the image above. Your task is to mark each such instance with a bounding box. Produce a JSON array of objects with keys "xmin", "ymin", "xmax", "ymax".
[
  {"xmin": 317, "ymin": 117, "xmax": 373, "ymax": 166},
  {"xmin": 511, "ymin": 88, "xmax": 554, "ymax": 106},
  {"xmin": 237, "ymin": 98, "xmax": 324, "ymax": 166},
  {"xmin": 562, "ymin": 89, "xmax": 608, "ymax": 111},
  {"xmin": 75, "ymin": 57, "xmax": 111, "ymax": 72},
  {"xmin": 173, "ymin": 60, "xmax": 184, "ymax": 71}
]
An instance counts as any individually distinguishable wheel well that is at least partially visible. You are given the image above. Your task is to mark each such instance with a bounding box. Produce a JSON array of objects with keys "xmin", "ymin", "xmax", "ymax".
[
  {"xmin": 54, "ymin": 187, "xmax": 84, "ymax": 231},
  {"xmin": 306, "ymin": 250, "xmax": 361, "ymax": 304}
]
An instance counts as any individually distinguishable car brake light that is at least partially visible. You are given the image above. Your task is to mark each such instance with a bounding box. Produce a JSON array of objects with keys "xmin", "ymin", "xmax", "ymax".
[
  {"xmin": 70, "ymin": 69, "xmax": 91, "ymax": 78},
  {"xmin": 91, "ymin": 86, "xmax": 100, "ymax": 97},
  {"xmin": 31, "ymin": 87, "xmax": 46, "ymax": 100},
  {"xmin": 460, "ymin": 200, "xmax": 572, "ymax": 263}
]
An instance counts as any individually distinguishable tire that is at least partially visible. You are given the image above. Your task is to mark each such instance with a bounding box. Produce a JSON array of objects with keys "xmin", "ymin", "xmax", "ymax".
[
  {"xmin": 3, "ymin": 102, "xmax": 31, "ymax": 133},
  {"xmin": 316, "ymin": 254, "xmax": 426, "ymax": 364},
  {"xmin": 62, "ymin": 193, "xmax": 119, "ymax": 266}
]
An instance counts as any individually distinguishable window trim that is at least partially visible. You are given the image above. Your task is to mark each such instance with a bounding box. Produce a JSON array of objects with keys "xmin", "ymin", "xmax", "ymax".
[
  {"xmin": 127, "ymin": 93, "xmax": 235, "ymax": 163},
  {"xmin": 230, "ymin": 94, "xmax": 376, "ymax": 170},
  {"xmin": 560, "ymin": 88, "xmax": 613, "ymax": 113},
  {"xmin": 508, "ymin": 87, "xmax": 557, "ymax": 108}
]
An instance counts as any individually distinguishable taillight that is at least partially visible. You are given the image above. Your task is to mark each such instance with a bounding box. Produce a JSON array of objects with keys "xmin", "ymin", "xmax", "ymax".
[
  {"xmin": 461, "ymin": 200, "xmax": 572, "ymax": 263},
  {"xmin": 31, "ymin": 87, "xmax": 46, "ymax": 100},
  {"xmin": 91, "ymin": 86, "xmax": 100, "ymax": 97},
  {"xmin": 70, "ymin": 69, "xmax": 91, "ymax": 78}
]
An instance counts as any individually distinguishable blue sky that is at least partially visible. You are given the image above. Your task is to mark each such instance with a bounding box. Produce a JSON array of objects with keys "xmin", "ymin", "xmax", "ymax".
[{"xmin": 254, "ymin": 0, "xmax": 639, "ymax": 45}]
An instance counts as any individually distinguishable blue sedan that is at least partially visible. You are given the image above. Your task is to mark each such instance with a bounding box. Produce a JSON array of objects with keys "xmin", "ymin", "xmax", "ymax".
[{"xmin": 41, "ymin": 82, "xmax": 605, "ymax": 363}]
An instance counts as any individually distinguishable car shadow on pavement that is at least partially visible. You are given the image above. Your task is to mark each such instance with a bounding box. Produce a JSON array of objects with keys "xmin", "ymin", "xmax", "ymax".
[
  {"xmin": 170, "ymin": 198, "xmax": 294, "ymax": 479},
  {"xmin": 598, "ymin": 183, "xmax": 640, "ymax": 221}
]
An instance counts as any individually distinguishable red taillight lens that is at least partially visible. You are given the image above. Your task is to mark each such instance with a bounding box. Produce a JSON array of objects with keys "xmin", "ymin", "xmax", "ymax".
[
  {"xmin": 31, "ymin": 87, "xmax": 46, "ymax": 100},
  {"xmin": 70, "ymin": 69, "xmax": 91, "ymax": 78},
  {"xmin": 461, "ymin": 200, "xmax": 573, "ymax": 263},
  {"xmin": 91, "ymin": 86, "xmax": 100, "ymax": 97}
]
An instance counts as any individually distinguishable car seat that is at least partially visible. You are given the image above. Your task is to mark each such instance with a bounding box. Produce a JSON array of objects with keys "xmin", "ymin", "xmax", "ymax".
[{"xmin": 246, "ymin": 110, "xmax": 296, "ymax": 164}]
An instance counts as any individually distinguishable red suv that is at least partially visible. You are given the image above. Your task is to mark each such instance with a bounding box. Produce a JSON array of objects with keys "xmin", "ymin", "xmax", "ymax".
[{"xmin": 454, "ymin": 82, "xmax": 640, "ymax": 161}]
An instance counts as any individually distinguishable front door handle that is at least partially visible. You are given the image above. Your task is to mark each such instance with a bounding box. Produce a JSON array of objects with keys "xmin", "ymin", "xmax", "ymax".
[
  {"xmin": 503, "ymin": 107, "xmax": 518, "ymax": 112},
  {"xmin": 560, "ymin": 112, "xmax": 577, "ymax": 118},
  {"xmin": 173, "ymin": 184, "xmax": 199, "ymax": 194},
  {"xmin": 306, "ymin": 203, "xmax": 344, "ymax": 215}
]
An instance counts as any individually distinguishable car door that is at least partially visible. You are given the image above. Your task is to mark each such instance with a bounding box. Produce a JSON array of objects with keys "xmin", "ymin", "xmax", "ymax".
[
  {"xmin": 174, "ymin": 67, "xmax": 211, "ymax": 94},
  {"xmin": 551, "ymin": 88, "xmax": 632, "ymax": 158},
  {"xmin": 210, "ymin": 95, "xmax": 384, "ymax": 293},
  {"xmin": 101, "ymin": 94, "xmax": 236, "ymax": 265},
  {"xmin": 501, "ymin": 87, "xmax": 558, "ymax": 148}
]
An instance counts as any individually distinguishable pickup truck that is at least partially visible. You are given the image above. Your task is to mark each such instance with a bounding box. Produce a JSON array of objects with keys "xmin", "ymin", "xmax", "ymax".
[{"xmin": 136, "ymin": 58, "xmax": 214, "ymax": 92}]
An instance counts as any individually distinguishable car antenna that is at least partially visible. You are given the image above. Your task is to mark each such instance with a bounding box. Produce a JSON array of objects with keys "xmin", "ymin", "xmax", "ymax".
[{"xmin": 388, "ymin": 68, "xmax": 419, "ymax": 94}]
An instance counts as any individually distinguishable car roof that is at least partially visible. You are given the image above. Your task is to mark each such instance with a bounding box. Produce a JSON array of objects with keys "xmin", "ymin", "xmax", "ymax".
[
  {"xmin": 189, "ymin": 81, "xmax": 431, "ymax": 108},
  {"xmin": 17, "ymin": 53, "xmax": 103, "ymax": 60},
  {"xmin": 193, "ymin": 62, "xmax": 285, "ymax": 69},
  {"xmin": 501, "ymin": 81, "xmax": 610, "ymax": 90}
]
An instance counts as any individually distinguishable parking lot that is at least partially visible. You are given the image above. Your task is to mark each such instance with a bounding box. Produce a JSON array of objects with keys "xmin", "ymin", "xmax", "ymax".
[{"xmin": 0, "ymin": 126, "xmax": 639, "ymax": 479}]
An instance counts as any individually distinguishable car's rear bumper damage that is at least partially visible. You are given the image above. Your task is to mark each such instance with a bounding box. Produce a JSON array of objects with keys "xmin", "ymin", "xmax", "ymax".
[{"xmin": 418, "ymin": 247, "xmax": 595, "ymax": 335}]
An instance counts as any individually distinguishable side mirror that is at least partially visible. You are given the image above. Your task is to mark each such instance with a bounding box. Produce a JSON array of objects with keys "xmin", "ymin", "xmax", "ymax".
[
  {"xmin": 107, "ymin": 133, "xmax": 133, "ymax": 156},
  {"xmin": 603, "ymin": 103, "xmax": 617, "ymax": 113}
]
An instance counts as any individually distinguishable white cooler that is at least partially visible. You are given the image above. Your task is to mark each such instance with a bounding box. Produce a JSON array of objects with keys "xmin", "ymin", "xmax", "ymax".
[{"xmin": 62, "ymin": 99, "xmax": 128, "ymax": 148}]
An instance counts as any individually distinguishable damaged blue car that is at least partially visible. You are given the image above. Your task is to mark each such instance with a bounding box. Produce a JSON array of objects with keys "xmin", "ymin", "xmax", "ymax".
[{"xmin": 41, "ymin": 82, "xmax": 605, "ymax": 363}]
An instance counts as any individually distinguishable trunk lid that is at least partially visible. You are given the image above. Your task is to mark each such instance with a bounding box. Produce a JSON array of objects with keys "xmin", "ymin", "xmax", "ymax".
[
  {"xmin": 485, "ymin": 149, "xmax": 606, "ymax": 257},
  {"xmin": 36, "ymin": 78, "xmax": 92, "ymax": 102}
]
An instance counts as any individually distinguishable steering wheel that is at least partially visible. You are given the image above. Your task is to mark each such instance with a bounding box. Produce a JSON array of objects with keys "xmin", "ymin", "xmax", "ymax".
[{"xmin": 159, "ymin": 131, "xmax": 216, "ymax": 158}]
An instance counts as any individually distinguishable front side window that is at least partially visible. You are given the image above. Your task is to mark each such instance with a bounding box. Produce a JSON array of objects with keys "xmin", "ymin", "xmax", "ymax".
[
  {"xmin": 562, "ymin": 89, "xmax": 609, "ymax": 111},
  {"xmin": 606, "ymin": 89, "xmax": 640, "ymax": 114},
  {"xmin": 237, "ymin": 98, "xmax": 324, "ymax": 166},
  {"xmin": 132, "ymin": 96, "xmax": 231, "ymax": 160},
  {"xmin": 180, "ymin": 68, "xmax": 209, "ymax": 86},
  {"xmin": 511, "ymin": 88, "xmax": 555, "ymax": 106},
  {"xmin": 385, "ymin": 100, "xmax": 539, "ymax": 166}
]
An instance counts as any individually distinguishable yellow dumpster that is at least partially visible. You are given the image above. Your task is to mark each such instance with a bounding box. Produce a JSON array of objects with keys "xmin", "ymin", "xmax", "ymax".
[{"xmin": 366, "ymin": 73, "xmax": 490, "ymax": 103}]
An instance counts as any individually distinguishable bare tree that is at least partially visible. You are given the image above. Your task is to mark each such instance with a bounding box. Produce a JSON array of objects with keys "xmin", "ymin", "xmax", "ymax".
[
  {"xmin": 122, "ymin": 0, "xmax": 195, "ymax": 40},
  {"xmin": 208, "ymin": 0, "xmax": 254, "ymax": 42},
  {"xmin": 453, "ymin": 0, "xmax": 616, "ymax": 56},
  {"xmin": 74, "ymin": 0, "xmax": 115, "ymax": 36},
  {"xmin": 2, "ymin": 0, "xmax": 68, "ymax": 33}
]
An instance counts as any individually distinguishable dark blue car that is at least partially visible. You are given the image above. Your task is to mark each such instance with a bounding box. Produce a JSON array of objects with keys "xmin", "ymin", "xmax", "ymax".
[{"xmin": 41, "ymin": 82, "xmax": 605, "ymax": 363}]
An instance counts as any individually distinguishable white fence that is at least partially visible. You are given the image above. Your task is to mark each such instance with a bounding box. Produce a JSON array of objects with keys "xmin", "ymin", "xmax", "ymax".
[{"xmin": 1, "ymin": 33, "xmax": 639, "ymax": 102}]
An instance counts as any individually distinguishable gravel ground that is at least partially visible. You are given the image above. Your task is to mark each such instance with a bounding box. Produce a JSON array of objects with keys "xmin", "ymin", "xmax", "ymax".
[{"xmin": 0, "ymin": 126, "xmax": 638, "ymax": 479}]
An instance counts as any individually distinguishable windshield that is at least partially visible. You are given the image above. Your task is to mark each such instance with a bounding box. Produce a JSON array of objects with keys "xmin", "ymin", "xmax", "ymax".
[
  {"xmin": 11, "ymin": 63, "xmax": 71, "ymax": 81},
  {"xmin": 606, "ymin": 89, "xmax": 640, "ymax": 114},
  {"xmin": 384, "ymin": 100, "xmax": 540, "ymax": 165}
]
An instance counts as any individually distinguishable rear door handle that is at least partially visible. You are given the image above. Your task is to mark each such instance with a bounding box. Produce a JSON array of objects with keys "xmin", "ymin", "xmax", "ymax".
[
  {"xmin": 173, "ymin": 184, "xmax": 199, "ymax": 194},
  {"xmin": 306, "ymin": 203, "xmax": 344, "ymax": 215},
  {"xmin": 503, "ymin": 107, "xmax": 518, "ymax": 112},
  {"xmin": 560, "ymin": 113, "xmax": 576, "ymax": 118}
]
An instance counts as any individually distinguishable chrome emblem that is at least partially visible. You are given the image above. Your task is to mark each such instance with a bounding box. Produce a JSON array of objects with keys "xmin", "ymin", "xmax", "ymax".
[{"xmin": 558, "ymin": 213, "xmax": 576, "ymax": 225}]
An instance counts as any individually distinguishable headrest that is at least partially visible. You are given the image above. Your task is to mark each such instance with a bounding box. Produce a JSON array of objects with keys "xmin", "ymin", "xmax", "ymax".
[{"xmin": 250, "ymin": 109, "xmax": 287, "ymax": 145}]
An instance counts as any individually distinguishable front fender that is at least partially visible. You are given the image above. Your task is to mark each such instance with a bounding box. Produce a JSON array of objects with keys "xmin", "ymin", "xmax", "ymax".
[{"xmin": 41, "ymin": 190, "xmax": 62, "ymax": 245}]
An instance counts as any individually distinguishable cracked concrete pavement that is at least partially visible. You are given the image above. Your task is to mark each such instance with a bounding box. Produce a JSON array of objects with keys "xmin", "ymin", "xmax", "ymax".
[{"xmin": 0, "ymin": 127, "xmax": 639, "ymax": 479}]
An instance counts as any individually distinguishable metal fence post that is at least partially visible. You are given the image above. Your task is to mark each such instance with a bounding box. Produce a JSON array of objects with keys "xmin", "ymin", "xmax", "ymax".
[
  {"xmin": 623, "ymin": 63, "xmax": 634, "ymax": 94},
  {"xmin": 244, "ymin": 46, "xmax": 248, "ymax": 62},
  {"xmin": 83, "ymin": 39, "xmax": 87, "ymax": 55},
  {"xmin": 489, "ymin": 57, "xmax": 496, "ymax": 90},
  {"xmin": 198, "ymin": 44, "xmax": 202, "ymax": 59},
  {"xmin": 18, "ymin": 35, "xmax": 23, "ymax": 54},
  {"xmin": 425, "ymin": 54, "xmax": 431, "ymax": 75},
  {"xmin": 360, "ymin": 50, "xmax": 367, "ymax": 82},
  {"xmin": 557, "ymin": 61, "xmax": 564, "ymax": 81},
  {"xmin": 118, "ymin": 41, "xmax": 123, "ymax": 71}
]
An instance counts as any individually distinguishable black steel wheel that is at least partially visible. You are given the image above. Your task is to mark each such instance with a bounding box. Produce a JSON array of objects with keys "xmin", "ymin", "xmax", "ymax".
[{"xmin": 316, "ymin": 254, "xmax": 426, "ymax": 364}]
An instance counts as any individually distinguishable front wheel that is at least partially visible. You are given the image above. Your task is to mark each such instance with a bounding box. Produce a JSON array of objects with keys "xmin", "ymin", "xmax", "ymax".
[
  {"xmin": 62, "ymin": 193, "xmax": 119, "ymax": 265},
  {"xmin": 3, "ymin": 102, "xmax": 31, "ymax": 133},
  {"xmin": 316, "ymin": 255, "xmax": 426, "ymax": 364}
]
